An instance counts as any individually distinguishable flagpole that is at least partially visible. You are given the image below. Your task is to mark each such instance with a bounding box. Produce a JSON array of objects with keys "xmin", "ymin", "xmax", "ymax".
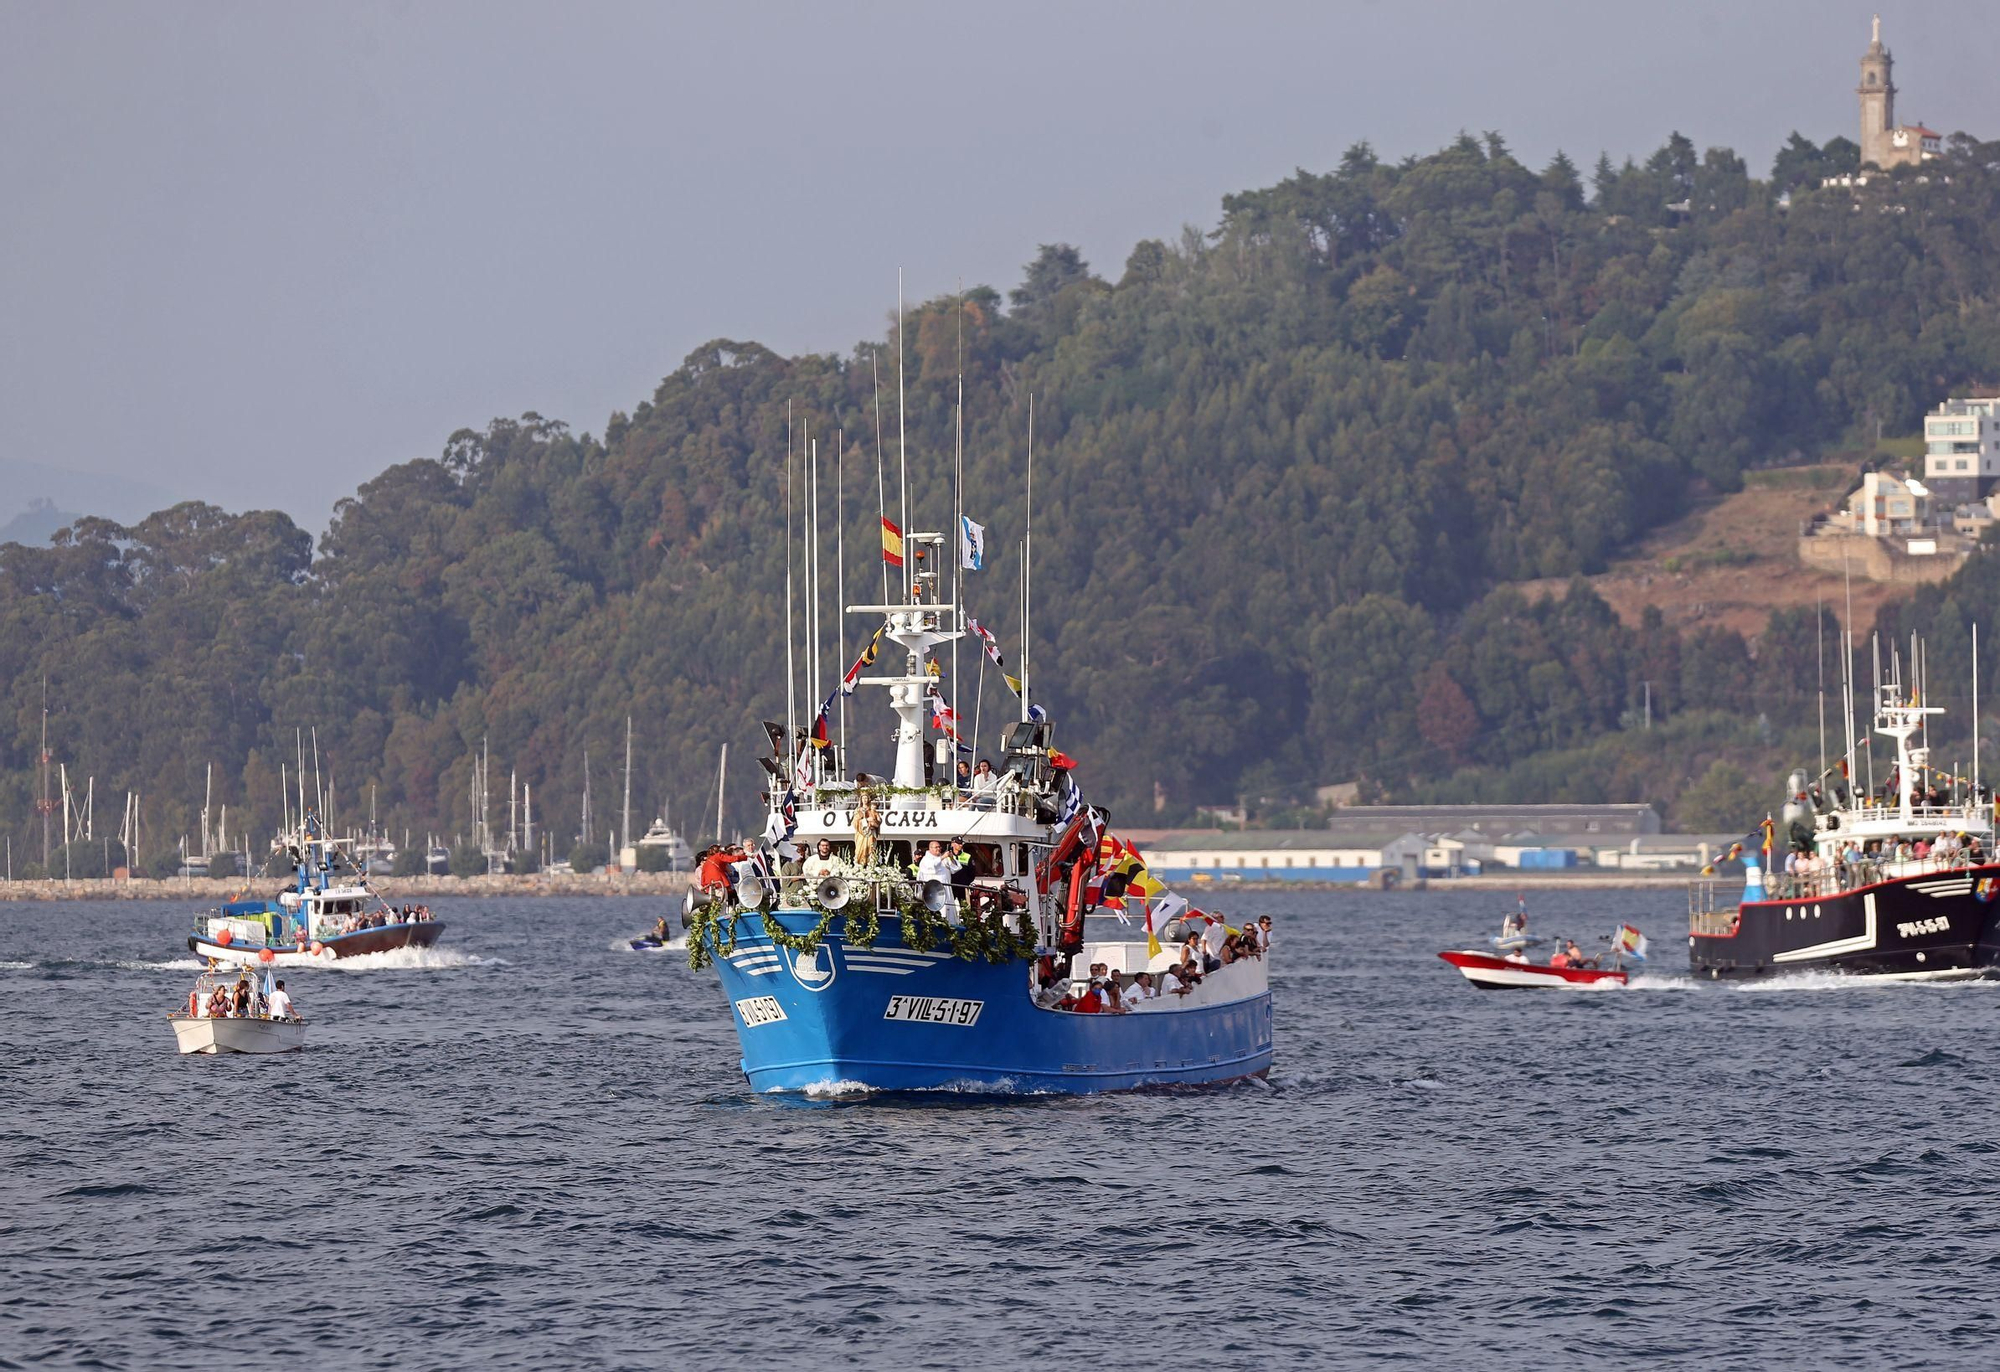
[
  {"xmin": 952, "ymin": 290, "xmax": 964, "ymax": 785},
  {"xmin": 785, "ymin": 404, "xmax": 797, "ymax": 786},
  {"xmin": 810, "ymin": 432, "xmax": 822, "ymax": 779},
  {"xmin": 837, "ymin": 427, "xmax": 848, "ymax": 769}
]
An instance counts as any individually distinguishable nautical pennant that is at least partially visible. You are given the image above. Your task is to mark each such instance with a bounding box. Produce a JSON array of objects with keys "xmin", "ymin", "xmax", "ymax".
[
  {"xmin": 967, "ymin": 619, "xmax": 1007, "ymax": 669},
  {"xmin": 840, "ymin": 626, "xmax": 885, "ymax": 695}
]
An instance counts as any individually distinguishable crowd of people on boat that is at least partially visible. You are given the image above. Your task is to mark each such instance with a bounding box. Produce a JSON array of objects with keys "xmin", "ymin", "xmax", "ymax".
[
  {"xmin": 185, "ymin": 975, "xmax": 297, "ymax": 1021},
  {"xmin": 1037, "ymin": 915, "xmax": 1273, "ymax": 1013},
  {"xmin": 1767, "ymin": 831, "xmax": 1989, "ymax": 899},
  {"xmin": 695, "ymin": 837, "xmax": 993, "ymax": 914},
  {"xmin": 328, "ymin": 903, "xmax": 434, "ymax": 935}
]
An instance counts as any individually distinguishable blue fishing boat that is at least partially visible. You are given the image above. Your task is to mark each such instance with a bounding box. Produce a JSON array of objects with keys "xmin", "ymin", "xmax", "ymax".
[
  {"xmin": 189, "ymin": 814, "xmax": 444, "ymax": 966},
  {"xmin": 689, "ymin": 507, "xmax": 1273, "ymax": 1095}
]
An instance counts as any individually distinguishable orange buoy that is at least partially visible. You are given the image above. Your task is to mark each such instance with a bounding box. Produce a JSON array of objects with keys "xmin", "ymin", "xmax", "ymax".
[
  {"xmin": 215, "ymin": 927, "xmax": 234, "ymax": 947},
  {"xmin": 258, "ymin": 947, "xmax": 276, "ymax": 964}
]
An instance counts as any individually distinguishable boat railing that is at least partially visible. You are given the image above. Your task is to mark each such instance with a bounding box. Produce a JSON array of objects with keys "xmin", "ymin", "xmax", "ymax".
[
  {"xmin": 1713, "ymin": 849, "xmax": 1988, "ymax": 906},
  {"xmin": 1820, "ymin": 802, "xmax": 1991, "ymax": 831},
  {"xmin": 1687, "ymin": 881, "xmax": 1738, "ymax": 936},
  {"xmin": 796, "ymin": 784, "xmax": 1041, "ymax": 820}
]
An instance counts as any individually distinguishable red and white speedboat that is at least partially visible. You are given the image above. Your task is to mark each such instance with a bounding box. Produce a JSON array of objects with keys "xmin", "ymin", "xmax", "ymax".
[{"xmin": 1437, "ymin": 950, "xmax": 1629, "ymax": 990}]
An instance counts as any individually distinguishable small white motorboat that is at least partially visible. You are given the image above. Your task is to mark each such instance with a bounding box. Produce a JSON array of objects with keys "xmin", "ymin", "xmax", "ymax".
[
  {"xmin": 170, "ymin": 1014, "xmax": 306, "ymax": 1055},
  {"xmin": 170, "ymin": 969, "xmax": 306, "ymax": 1054}
]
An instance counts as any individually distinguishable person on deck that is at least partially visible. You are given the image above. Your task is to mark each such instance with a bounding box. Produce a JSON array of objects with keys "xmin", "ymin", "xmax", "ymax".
[
  {"xmin": 1501, "ymin": 908, "xmax": 1527, "ymax": 940},
  {"xmin": 268, "ymin": 979, "xmax": 295, "ymax": 1021},
  {"xmin": 947, "ymin": 840, "xmax": 978, "ymax": 896},
  {"xmin": 1549, "ymin": 945, "xmax": 1572, "ymax": 970},
  {"xmin": 232, "ymin": 978, "xmax": 252, "ymax": 1018},
  {"xmin": 1160, "ymin": 965, "xmax": 1192, "ymax": 998},
  {"xmin": 1126, "ymin": 971, "xmax": 1158, "ymax": 1002},
  {"xmin": 801, "ymin": 840, "xmax": 844, "ymax": 882},
  {"xmin": 696, "ymin": 845, "xmax": 737, "ymax": 896},
  {"xmin": 1258, "ymin": 915, "xmax": 1274, "ymax": 950},
  {"xmin": 917, "ymin": 841, "xmax": 957, "ymax": 917},
  {"xmin": 1199, "ymin": 916, "xmax": 1230, "ymax": 966},
  {"xmin": 1562, "ymin": 938, "xmax": 1599, "ymax": 970},
  {"xmin": 970, "ymin": 759, "xmax": 999, "ymax": 796}
]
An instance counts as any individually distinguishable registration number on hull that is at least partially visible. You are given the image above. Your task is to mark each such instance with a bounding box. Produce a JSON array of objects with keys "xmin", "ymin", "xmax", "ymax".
[
  {"xmin": 735, "ymin": 995, "xmax": 789, "ymax": 1026},
  {"xmin": 884, "ymin": 995, "xmax": 984, "ymax": 1027},
  {"xmin": 1897, "ymin": 917, "xmax": 1951, "ymax": 939}
]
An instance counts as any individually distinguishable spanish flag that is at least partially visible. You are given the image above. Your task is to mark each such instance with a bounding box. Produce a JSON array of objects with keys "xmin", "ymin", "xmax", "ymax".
[
  {"xmin": 881, "ymin": 516, "xmax": 904, "ymax": 567},
  {"xmin": 1761, "ymin": 815, "xmax": 1775, "ymax": 864}
]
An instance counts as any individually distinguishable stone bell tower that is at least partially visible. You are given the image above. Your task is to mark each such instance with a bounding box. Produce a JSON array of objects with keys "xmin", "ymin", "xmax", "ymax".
[{"xmin": 1857, "ymin": 14, "xmax": 1896, "ymax": 168}]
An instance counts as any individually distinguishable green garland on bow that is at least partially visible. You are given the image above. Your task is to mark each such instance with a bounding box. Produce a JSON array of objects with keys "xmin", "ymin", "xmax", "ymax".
[{"xmin": 684, "ymin": 882, "xmax": 1037, "ymax": 968}]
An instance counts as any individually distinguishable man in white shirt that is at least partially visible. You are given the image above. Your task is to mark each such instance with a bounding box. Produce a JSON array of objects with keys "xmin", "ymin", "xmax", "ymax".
[
  {"xmin": 801, "ymin": 839, "xmax": 844, "ymax": 881},
  {"xmin": 1200, "ymin": 916, "xmax": 1229, "ymax": 963},
  {"xmin": 1159, "ymin": 966, "xmax": 1191, "ymax": 998},
  {"xmin": 267, "ymin": 980, "xmax": 296, "ymax": 1021},
  {"xmin": 1126, "ymin": 971, "xmax": 1159, "ymax": 1003},
  {"xmin": 916, "ymin": 841, "xmax": 957, "ymax": 916},
  {"xmin": 1257, "ymin": 916, "xmax": 1274, "ymax": 951}
]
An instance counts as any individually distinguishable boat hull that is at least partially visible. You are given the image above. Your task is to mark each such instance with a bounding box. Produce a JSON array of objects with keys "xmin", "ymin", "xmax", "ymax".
[
  {"xmin": 1689, "ymin": 866, "xmax": 2000, "ymax": 980},
  {"xmin": 190, "ymin": 921, "xmax": 445, "ymax": 967},
  {"xmin": 711, "ymin": 909, "xmax": 1273, "ymax": 1094},
  {"xmin": 170, "ymin": 1015, "xmax": 306, "ymax": 1055},
  {"xmin": 1438, "ymin": 950, "xmax": 1629, "ymax": 990}
]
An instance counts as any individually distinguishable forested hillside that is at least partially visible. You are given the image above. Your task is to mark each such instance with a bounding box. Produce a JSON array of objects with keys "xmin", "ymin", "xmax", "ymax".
[{"xmin": 6, "ymin": 127, "xmax": 2000, "ymax": 873}]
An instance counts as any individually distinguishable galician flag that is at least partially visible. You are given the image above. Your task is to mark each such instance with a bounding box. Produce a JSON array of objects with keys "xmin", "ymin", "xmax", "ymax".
[{"xmin": 960, "ymin": 515, "xmax": 986, "ymax": 571}]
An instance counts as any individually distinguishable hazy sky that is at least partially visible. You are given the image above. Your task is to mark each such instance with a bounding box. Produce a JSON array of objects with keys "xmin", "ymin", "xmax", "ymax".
[{"xmin": 4, "ymin": 1, "xmax": 1997, "ymax": 532}]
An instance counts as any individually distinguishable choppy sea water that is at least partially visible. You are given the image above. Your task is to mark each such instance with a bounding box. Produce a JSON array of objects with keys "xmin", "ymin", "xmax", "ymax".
[{"xmin": 6, "ymin": 889, "xmax": 2000, "ymax": 1369}]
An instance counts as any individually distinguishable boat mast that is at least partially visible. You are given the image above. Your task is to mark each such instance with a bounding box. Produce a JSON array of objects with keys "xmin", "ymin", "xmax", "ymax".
[
  {"xmin": 897, "ymin": 269, "xmax": 910, "ymax": 602},
  {"xmin": 837, "ymin": 428, "xmax": 848, "ymax": 764},
  {"xmin": 715, "ymin": 743, "xmax": 727, "ymax": 844},
  {"xmin": 38, "ymin": 678, "xmax": 50, "ymax": 870},
  {"xmin": 622, "ymin": 716, "xmax": 633, "ymax": 862},
  {"xmin": 1023, "ymin": 393, "xmax": 1033, "ymax": 722}
]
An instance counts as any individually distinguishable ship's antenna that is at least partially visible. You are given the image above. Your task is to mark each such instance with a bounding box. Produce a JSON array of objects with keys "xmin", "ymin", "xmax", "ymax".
[
  {"xmin": 1869, "ymin": 633, "xmax": 1881, "ymax": 800},
  {"xmin": 897, "ymin": 269, "xmax": 910, "ymax": 602},
  {"xmin": 1843, "ymin": 550, "xmax": 1857, "ymax": 790},
  {"xmin": 312, "ymin": 727, "xmax": 323, "ymax": 821},
  {"xmin": 295, "ymin": 728, "xmax": 306, "ymax": 830},
  {"xmin": 1975, "ymin": 622, "xmax": 1982, "ymax": 804},
  {"xmin": 785, "ymin": 402, "xmax": 797, "ymax": 783},
  {"xmin": 872, "ymin": 348, "xmax": 889, "ymax": 603},
  {"xmin": 1816, "ymin": 595, "xmax": 1827, "ymax": 787},
  {"xmin": 836, "ymin": 427, "xmax": 848, "ymax": 766}
]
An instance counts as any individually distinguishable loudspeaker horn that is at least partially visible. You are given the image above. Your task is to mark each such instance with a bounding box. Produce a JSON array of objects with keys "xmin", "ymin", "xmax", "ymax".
[{"xmin": 817, "ymin": 877, "xmax": 851, "ymax": 910}]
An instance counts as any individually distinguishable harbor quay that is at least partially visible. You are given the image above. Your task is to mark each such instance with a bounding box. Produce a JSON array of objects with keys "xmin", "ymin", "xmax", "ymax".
[{"xmin": 0, "ymin": 871, "xmax": 696, "ymax": 902}]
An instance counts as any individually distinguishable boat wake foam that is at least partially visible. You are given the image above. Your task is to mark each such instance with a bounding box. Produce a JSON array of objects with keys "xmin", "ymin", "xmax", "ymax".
[
  {"xmin": 1624, "ymin": 974, "xmax": 1697, "ymax": 992},
  {"xmin": 116, "ymin": 958, "xmax": 206, "ymax": 972},
  {"xmin": 324, "ymin": 947, "xmax": 503, "ymax": 972},
  {"xmin": 0, "ymin": 959, "xmax": 32, "ymax": 970},
  {"xmin": 1732, "ymin": 969, "xmax": 1999, "ymax": 992}
]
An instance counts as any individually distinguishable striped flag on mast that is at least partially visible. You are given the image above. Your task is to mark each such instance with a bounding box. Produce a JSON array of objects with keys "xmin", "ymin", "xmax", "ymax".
[{"xmin": 881, "ymin": 517, "xmax": 904, "ymax": 568}]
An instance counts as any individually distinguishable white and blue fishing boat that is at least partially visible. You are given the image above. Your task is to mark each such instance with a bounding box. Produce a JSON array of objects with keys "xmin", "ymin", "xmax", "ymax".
[
  {"xmin": 189, "ymin": 815, "xmax": 445, "ymax": 966},
  {"xmin": 690, "ymin": 511, "xmax": 1273, "ymax": 1094}
]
